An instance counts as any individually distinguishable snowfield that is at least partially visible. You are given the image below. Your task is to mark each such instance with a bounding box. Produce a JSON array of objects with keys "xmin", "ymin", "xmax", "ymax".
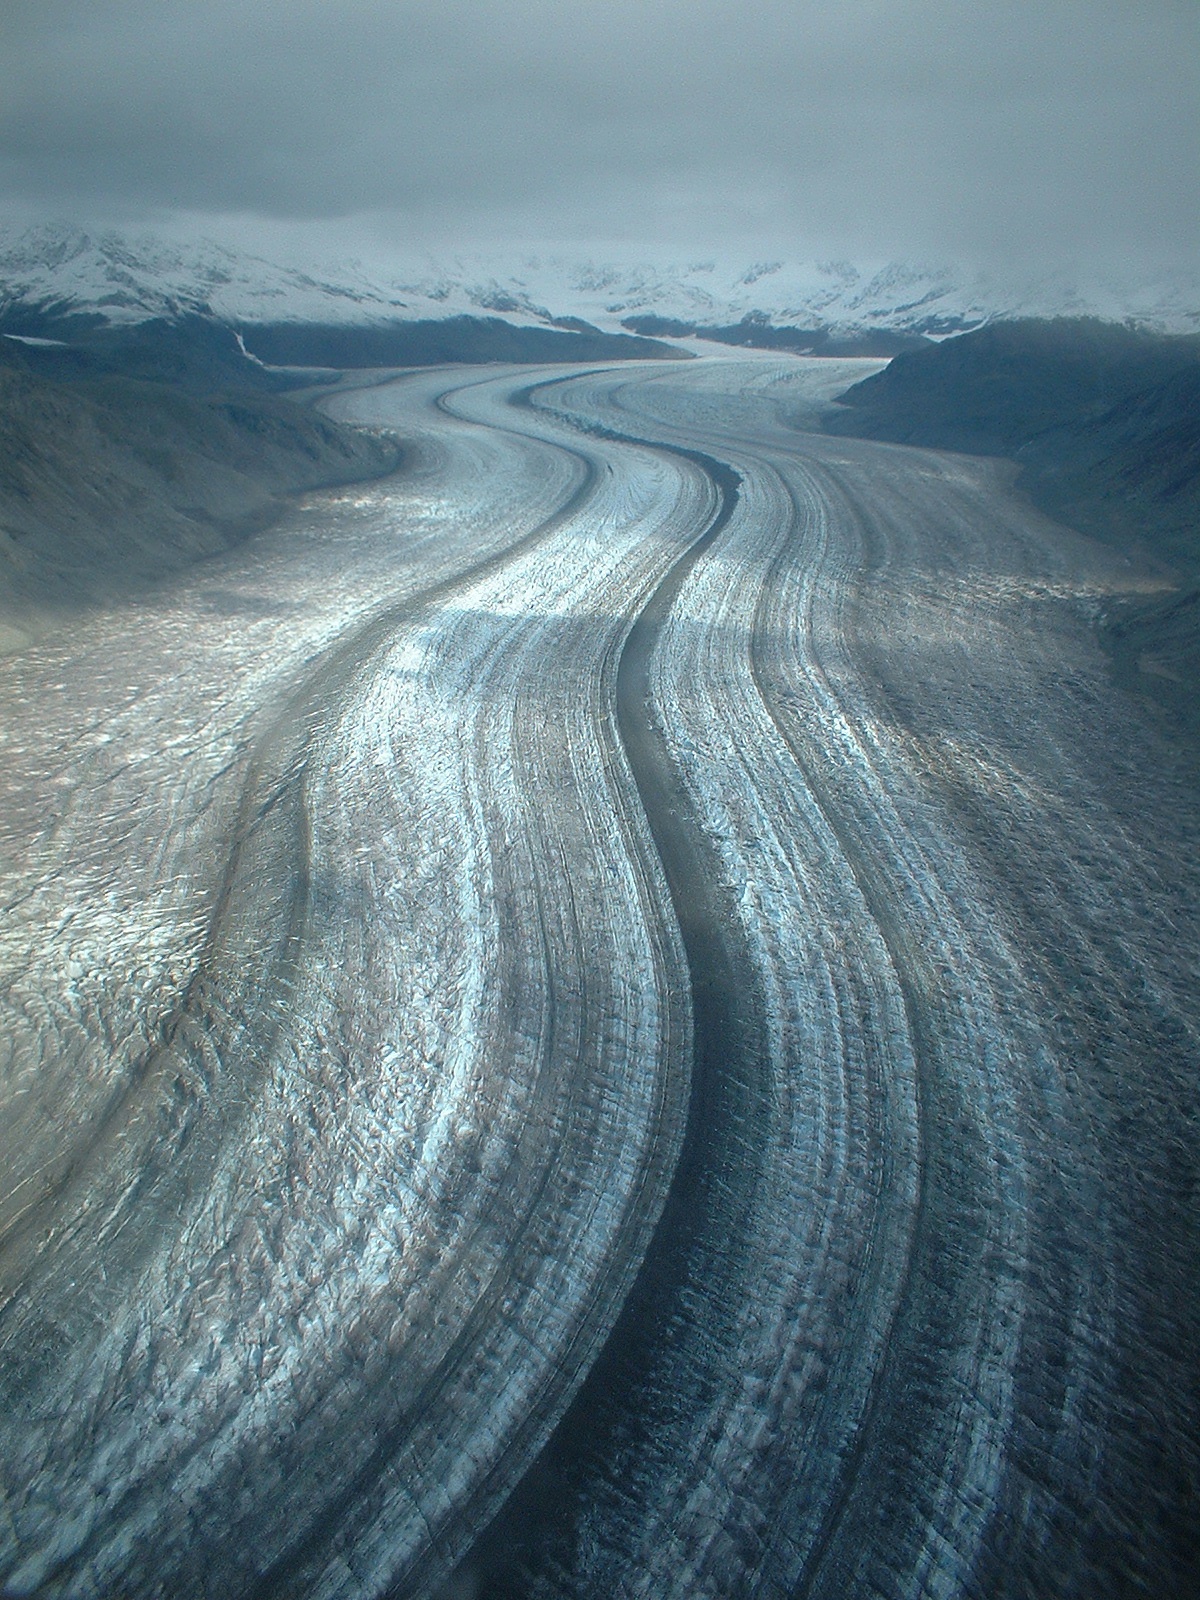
[
  {"xmin": 3, "ymin": 222, "xmax": 1199, "ymax": 338},
  {"xmin": 1, "ymin": 358, "xmax": 1197, "ymax": 1599}
]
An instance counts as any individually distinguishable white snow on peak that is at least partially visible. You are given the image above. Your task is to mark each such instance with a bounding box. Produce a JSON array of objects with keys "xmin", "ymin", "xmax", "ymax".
[{"xmin": 0, "ymin": 221, "xmax": 1196, "ymax": 339}]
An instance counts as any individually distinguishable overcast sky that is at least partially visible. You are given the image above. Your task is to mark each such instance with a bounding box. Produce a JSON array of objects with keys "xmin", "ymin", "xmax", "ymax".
[{"xmin": 1, "ymin": 0, "xmax": 1196, "ymax": 269}]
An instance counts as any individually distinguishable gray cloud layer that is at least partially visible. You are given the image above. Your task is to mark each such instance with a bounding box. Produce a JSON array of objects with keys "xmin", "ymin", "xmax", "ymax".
[{"xmin": 1, "ymin": 0, "xmax": 1196, "ymax": 266}]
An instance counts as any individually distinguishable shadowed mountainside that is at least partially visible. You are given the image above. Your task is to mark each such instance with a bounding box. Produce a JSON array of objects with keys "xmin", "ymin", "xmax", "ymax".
[
  {"xmin": 0, "ymin": 310, "xmax": 298, "ymax": 393},
  {"xmin": 825, "ymin": 319, "xmax": 1200, "ymax": 736},
  {"xmin": 0, "ymin": 297, "xmax": 691, "ymax": 387},
  {"xmin": 237, "ymin": 314, "xmax": 689, "ymax": 368},
  {"xmin": 621, "ymin": 311, "xmax": 928, "ymax": 357},
  {"xmin": 0, "ymin": 338, "xmax": 400, "ymax": 645}
]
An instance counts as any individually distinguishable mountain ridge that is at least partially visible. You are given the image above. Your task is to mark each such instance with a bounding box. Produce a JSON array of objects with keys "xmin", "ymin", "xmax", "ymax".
[{"xmin": 3, "ymin": 223, "xmax": 1197, "ymax": 349}]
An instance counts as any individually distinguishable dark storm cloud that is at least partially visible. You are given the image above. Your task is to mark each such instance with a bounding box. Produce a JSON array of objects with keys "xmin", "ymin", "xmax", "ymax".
[{"xmin": 1, "ymin": 0, "xmax": 1196, "ymax": 264}]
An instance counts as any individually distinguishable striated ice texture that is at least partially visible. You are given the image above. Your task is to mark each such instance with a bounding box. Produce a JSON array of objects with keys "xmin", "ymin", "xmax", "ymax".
[{"xmin": 1, "ymin": 358, "xmax": 1197, "ymax": 1599}]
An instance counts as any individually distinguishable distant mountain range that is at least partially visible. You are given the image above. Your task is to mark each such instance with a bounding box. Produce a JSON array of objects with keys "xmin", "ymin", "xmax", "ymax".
[{"xmin": 1, "ymin": 224, "xmax": 1197, "ymax": 355}]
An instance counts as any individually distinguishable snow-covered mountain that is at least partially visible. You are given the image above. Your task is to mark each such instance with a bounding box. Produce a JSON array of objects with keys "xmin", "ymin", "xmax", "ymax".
[{"xmin": 1, "ymin": 222, "xmax": 1197, "ymax": 340}]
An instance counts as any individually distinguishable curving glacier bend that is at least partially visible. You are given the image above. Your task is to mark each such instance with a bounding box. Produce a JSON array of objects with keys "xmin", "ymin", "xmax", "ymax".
[{"xmin": 1, "ymin": 359, "xmax": 1197, "ymax": 1598}]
